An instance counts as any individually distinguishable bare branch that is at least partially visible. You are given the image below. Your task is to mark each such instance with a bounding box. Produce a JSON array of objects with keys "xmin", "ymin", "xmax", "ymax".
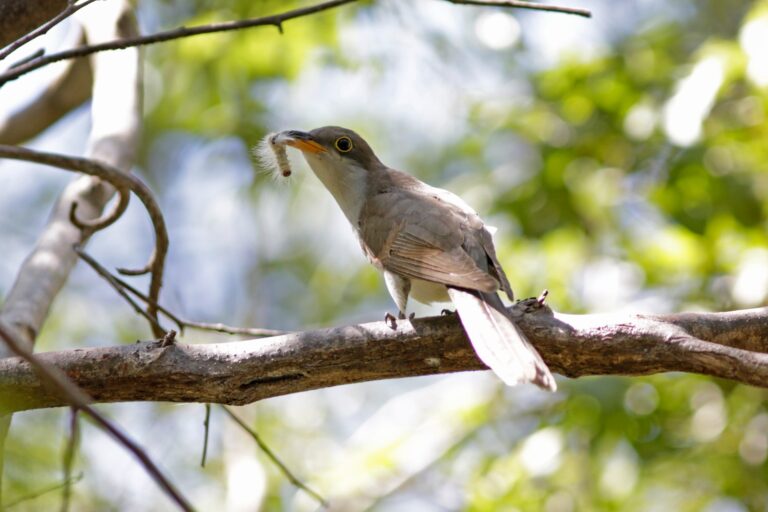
[
  {"xmin": 444, "ymin": 0, "xmax": 591, "ymax": 17},
  {"xmin": 3, "ymin": 474, "xmax": 83, "ymax": 509},
  {"xmin": 68, "ymin": 185, "xmax": 130, "ymax": 230},
  {"xmin": 0, "ymin": 36, "xmax": 92, "ymax": 145},
  {"xmin": 200, "ymin": 404, "xmax": 211, "ymax": 468},
  {"xmin": 0, "ymin": 321, "xmax": 194, "ymax": 511},
  {"xmin": 76, "ymin": 248, "xmax": 285, "ymax": 337},
  {"xmin": 0, "ymin": 145, "xmax": 168, "ymax": 335},
  {"xmin": 222, "ymin": 406, "xmax": 328, "ymax": 507},
  {"xmin": 59, "ymin": 407, "xmax": 78, "ymax": 512},
  {"xmin": 74, "ymin": 248, "xmax": 167, "ymax": 334},
  {"xmin": 0, "ymin": 0, "xmax": 360, "ymax": 87},
  {"xmin": 174, "ymin": 320, "xmax": 287, "ymax": 338},
  {"xmin": 0, "ymin": 145, "xmax": 169, "ymax": 337},
  {"xmin": 2, "ymin": 305, "xmax": 767, "ymax": 413},
  {"xmin": 0, "ymin": 0, "xmax": 143, "ymax": 349}
]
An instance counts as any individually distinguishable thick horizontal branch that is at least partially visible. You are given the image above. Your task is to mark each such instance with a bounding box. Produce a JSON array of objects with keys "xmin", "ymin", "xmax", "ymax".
[{"xmin": 1, "ymin": 304, "xmax": 766, "ymax": 412}]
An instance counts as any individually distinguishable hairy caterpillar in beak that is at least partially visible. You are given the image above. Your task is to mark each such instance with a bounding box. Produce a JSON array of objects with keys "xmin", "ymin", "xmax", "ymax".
[{"xmin": 254, "ymin": 132, "xmax": 292, "ymax": 178}]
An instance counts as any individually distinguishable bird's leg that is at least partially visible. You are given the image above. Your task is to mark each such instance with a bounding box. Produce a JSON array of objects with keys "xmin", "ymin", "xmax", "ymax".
[
  {"xmin": 384, "ymin": 312, "xmax": 399, "ymax": 330},
  {"xmin": 383, "ymin": 271, "xmax": 411, "ymax": 330},
  {"xmin": 441, "ymin": 308, "xmax": 455, "ymax": 316}
]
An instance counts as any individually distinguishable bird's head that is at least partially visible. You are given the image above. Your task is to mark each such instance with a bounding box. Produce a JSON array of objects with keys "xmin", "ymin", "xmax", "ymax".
[{"xmin": 277, "ymin": 126, "xmax": 383, "ymax": 222}]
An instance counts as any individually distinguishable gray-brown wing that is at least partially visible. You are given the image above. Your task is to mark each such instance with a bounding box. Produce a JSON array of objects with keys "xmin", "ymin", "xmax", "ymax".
[
  {"xmin": 359, "ymin": 190, "xmax": 499, "ymax": 293},
  {"xmin": 478, "ymin": 228, "xmax": 515, "ymax": 301}
]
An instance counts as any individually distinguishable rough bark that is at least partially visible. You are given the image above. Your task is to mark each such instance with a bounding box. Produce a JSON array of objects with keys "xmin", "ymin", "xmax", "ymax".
[
  {"xmin": 0, "ymin": 0, "xmax": 67, "ymax": 48},
  {"xmin": 1, "ymin": 305, "xmax": 766, "ymax": 413}
]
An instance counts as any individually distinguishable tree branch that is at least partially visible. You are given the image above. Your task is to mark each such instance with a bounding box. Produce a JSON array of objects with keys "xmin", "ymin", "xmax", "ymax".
[
  {"xmin": 0, "ymin": 0, "xmax": 360, "ymax": 87},
  {"xmin": 0, "ymin": 33, "xmax": 92, "ymax": 145},
  {"xmin": 221, "ymin": 406, "xmax": 328, "ymax": 508},
  {"xmin": 0, "ymin": 145, "xmax": 170, "ymax": 337},
  {"xmin": 1, "ymin": 304, "xmax": 766, "ymax": 413},
  {"xmin": 444, "ymin": 0, "xmax": 591, "ymax": 17},
  {"xmin": 0, "ymin": 320, "xmax": 194, "ymax": 511},
  {"xmin": 0, "ymin": 0, "xmax": 143, "ymax": 348},
  {"xmin": 0, "ymin": 0, "xmax": 592, "ymax": 88}
]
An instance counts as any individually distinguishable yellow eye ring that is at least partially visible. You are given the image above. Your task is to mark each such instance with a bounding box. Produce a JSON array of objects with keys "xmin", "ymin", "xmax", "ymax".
[{"xmin": 334, "ymin": 136, "xmax": 353, "ymax": 153}]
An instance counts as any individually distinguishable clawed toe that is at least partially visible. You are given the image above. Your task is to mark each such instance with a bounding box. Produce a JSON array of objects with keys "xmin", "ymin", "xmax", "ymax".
[{"xmin": 385, "ymin": 312, "xmax": 398, "ymax": 330}]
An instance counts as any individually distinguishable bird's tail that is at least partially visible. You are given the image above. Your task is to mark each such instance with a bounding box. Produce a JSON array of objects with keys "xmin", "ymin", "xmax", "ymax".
[{"xmin": 447, "ymin": 287, "xmax": 556, "ymax": 391}]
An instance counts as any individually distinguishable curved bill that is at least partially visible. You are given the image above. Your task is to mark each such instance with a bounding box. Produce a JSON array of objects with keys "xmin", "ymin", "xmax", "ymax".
[{"xmin": 275, "ymin": 130, "xmax": 326, "ymax": 154}]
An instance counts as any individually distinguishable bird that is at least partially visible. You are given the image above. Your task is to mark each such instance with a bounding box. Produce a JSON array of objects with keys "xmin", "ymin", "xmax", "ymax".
[{"xmin": 278, "ymin": 126, "xmax": 556, "ymax": 391}]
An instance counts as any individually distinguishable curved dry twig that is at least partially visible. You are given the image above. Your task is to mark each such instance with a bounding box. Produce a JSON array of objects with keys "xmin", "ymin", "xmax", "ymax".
[
  {"xmin": 75, "ymin": 247, "xmax": 167, "ymax": 334},
  {"xmin": 68, "ymin": 185, "xmax": 130, "ymax": 231},
  {"xmin": 0, "ymin": 320, "xmax": 194, "ymax": 511},
  {"xmin": 0, "ymin": 145, "xmax": 168, "ymax": 337},
  {"xmin": 77, "ymin": 247, "xmax": 286, "ymax": 337}
]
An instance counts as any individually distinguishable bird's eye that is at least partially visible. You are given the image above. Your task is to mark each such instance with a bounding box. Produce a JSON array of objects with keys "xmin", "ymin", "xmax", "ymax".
[{"xmin": 334, "ymin": 136, "xmax": 353, "ymax": 153}]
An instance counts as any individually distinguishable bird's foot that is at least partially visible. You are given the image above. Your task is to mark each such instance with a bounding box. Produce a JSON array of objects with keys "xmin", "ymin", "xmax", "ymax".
[
  {"xmin": 385, "ymin": 312, "xmax": 398, "ymax": 330},
  {"xmin": 385, "ymin": 311, "xmax": 414, "ymax": 329},
  {"xmin": 515, "ymin": 289, "xmax": 553, "ymax": 315},
  {"xmin": 441, "ymin": 308, "xmax": 455, "ymax": 316}
]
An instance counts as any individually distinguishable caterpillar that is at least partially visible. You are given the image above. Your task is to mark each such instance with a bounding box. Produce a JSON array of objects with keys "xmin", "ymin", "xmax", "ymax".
[{"xmin": 254, "ymin": 132, "xmax": 292, "ymax": 178}]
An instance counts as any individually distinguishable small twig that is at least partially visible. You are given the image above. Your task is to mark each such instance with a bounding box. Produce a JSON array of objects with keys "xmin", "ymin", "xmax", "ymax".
[
  {"xmin": 74, "ymin": 247, "xmax": 167, "ymax": 335},
  {"xmin": 9, "ymin": 48, "xmax": 45, "ymax": 69},
  {"xmin": 0, "ymin": 0, "xmax": 359, "ymax": 87},
  {"xmin": 101, "ymin": 272, "xmax": 185, "ymax": 331},
  {"xmin": 76, "ymin": 248, "xmax": 285, "ymax": 337},
  {"xmin": 4, "ymin": 474, "xmax": 84, "ymax": 509},
  {"xmin": 0, "ymin": 321, "xmax": 194, "ymax": 512},
  {"xmin": 445, "ymin": 0, "xmax": 591, "ymax": 17},
  {"xmin": 0, "ymin": 145, "xmax": 168, "ymax": 338},
  {"xmin": 60, "ymin": 407, "xmax": 79, "ymax": 512},
  {"xmin": 200, "ymin": 404, "xmax": 211, "ymax": 468},
  {"xmin": 221, "ymin": 406, "xmax": 328, "ymax": 508},
  {"xmin": 69, "ymin": 187, "xmax": 131, "ymax": 232},
  {"xmin": 0, "ymin": 0, "xmax": 102, "ymax": 62},
  {"xmin": 181, "ymin": 320, "xmax": 286, "ymax": 338}
]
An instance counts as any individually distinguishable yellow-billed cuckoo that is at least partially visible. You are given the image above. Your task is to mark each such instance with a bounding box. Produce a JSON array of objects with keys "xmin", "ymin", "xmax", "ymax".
[{"xmin": 277, "ymin": 126, "xmax": 556, "ymax": 391}]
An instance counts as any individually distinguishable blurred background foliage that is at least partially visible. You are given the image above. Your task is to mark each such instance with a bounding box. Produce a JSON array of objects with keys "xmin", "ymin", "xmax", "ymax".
[{"xmin": 1, "ymin": 0, "xmax": 768, "ymax": 510}]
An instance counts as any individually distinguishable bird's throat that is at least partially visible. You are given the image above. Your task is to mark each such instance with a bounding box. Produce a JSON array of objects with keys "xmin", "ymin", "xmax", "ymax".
[{"xmin": 305, "ymin": 155, "xmax": 368, "ymax": 225}]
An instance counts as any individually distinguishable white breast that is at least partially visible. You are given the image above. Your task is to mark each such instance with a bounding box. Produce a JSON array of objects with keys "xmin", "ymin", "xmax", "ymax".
[{"xmin": 410, "ymin": 278, "xmax": 450, "ymax": 304}]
